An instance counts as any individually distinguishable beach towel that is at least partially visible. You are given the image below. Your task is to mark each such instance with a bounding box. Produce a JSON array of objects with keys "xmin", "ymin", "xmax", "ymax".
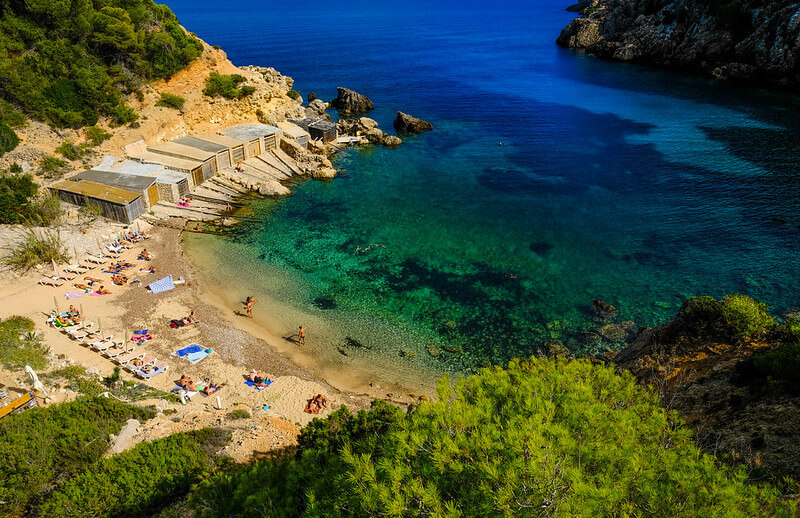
[
  {"xmin": 148, "ymin": 275, "xmax": 174, "ymax": 294},
  {"xmin": 174, "ymin": 344, "xmax": 204, "ymax": 357},
  {"xmin": 133, "ymin": 329, "xmax": 148, "ymax": 335},
  {"xmin": 131, "ymin": 334, "xmax": 152, "ymax": 342},
  {"xmin": 185, "ymin": 350, "xmax": 210, "ymax": 364},
  {"xmin": 64, "ymin": 292, "xmax": 84, "ymax": 299},
  {"xmin": 245, "ymin": 380, "xmax": 273, "ymax": 390},
  {"xmin": 89, "ymin": 291, "xmax": 107, "ymax": 296}
]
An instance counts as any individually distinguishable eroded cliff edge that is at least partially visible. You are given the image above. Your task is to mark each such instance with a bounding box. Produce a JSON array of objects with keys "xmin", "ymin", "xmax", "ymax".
[{"xmin": 557, "ymin": 0, "xmax": 800, "ymax": 86}]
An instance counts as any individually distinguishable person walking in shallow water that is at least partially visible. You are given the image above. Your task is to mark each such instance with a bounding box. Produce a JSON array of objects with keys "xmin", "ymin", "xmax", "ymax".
[
  {"xmin": 245, "ymin": 296, "xmax": 257, "ymax": 317},
  {"xmin": 298, "ymin": 326, "xmax": 307, "ymax": 346}
]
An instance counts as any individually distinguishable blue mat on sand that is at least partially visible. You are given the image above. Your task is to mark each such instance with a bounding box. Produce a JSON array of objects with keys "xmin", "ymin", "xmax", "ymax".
[
  {"xmin": 175, "ymin": 345, "xmax": 203, "ymax": 357},
  {"xmin": 245, "ymin": 380, "xmax": 273, "ymax": 390}
]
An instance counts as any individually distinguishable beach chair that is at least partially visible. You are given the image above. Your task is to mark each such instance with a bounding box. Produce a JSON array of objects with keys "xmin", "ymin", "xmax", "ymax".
[
  {"xmin": 103, "ymin": 341, "xmax": 129, "ymax": 358},
  {"xmin": 38, "ymin": 277, "xmax": 64, "ymax": 287},
  {"xmin": 65, "ymin": 327, "xmax": 90, "ymax": 341},
  {"xmin": 85, "ymin": 255, "xmax": 105, "ymax": 265},
  {"xmin": 125, "ymin": 356, "xmax": 157, "ymax": 374},
  {"xmin": 134, "ymin": 364, "xmax": 167, "ymax": 381},
  {"xmin": 64, "ymin": 264, "xmax": 89, "ymax": 274},
  {"xmin": 113, "ymin": 347, "xmax": 145, "ymax": 366},
  {"xmin": 86, "ymin": 335, "xmax": 115, "ymax": 352},
  {"xmin": 106, "ymin": 244, "xmax": 125, "ymax": 254}
]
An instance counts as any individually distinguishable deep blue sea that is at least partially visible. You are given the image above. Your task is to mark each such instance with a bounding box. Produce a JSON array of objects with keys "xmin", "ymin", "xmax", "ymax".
[{"xmin": 174, "ymin": 0, "xmax": 800, "ymax": 372}]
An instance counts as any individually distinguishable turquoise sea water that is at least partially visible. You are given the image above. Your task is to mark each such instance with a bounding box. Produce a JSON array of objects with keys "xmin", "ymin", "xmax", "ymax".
[{"xmin": 174, "ymin": 0, "xmax": 800, "ymax": 370}]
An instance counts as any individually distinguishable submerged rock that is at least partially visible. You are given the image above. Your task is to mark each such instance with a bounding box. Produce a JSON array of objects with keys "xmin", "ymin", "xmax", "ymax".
[
  {"xmin": 330, "ymin": 87, "xmax": 374, "ymax": 114},
  {"xmin": 591, "ymin": 299, "xmax": 619, "ymax": 319},
  {"xmin": 382, "ymin": 135, "xmax": 402, "ymax": 147},
  {"xmin": 393, "ymin": 111, "xmax": 433, "ymax": 134}
]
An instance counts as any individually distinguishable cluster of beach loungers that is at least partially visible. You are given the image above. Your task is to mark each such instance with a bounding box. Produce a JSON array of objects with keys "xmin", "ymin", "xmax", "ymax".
[
  {"xmin": 38, "ymin": 230, "xmax": 151, "ymax": 289},
  {"xmin": 47, "ymin": 310, "xmax": 168, "ymax": 381}
]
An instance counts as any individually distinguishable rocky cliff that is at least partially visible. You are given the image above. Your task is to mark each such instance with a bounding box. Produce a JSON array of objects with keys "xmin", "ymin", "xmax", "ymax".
[{"xmin": 557, "ymin": 0, "xmax": 800, "ymax": 86}]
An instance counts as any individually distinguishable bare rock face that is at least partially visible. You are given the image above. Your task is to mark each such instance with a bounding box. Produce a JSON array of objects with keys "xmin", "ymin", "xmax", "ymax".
[
  {"xmin": 330, "ymin": 87, "xmax": 374, "ymax": 114},
  {"xmin": 557, "ymin": 0, "xmax": 800, "ymax": 87},
  {"xmin": 393, "ymin": 111, "xmax": 433, "ymax": 134}
]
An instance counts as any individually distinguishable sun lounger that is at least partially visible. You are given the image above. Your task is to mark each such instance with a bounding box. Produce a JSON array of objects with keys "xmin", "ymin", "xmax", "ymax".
[
  {"xmin": 86, "ymin": 335, "xmax": 116, "ymax": 352},
  {"xmin": 85, "ymin": 255, "xmax": 105, "ymax": 265},
  {"xmin": 103, "ymin": 342, "xmax": 129, "ymax": 358},
  {"xmin": 65, "ymin": 327, "xmax": 91, "ymax": 340},
  {"xmin": 65, "ymin": 264, "xmax": 89, "ymax": 274},
  {"xmin": 114, "ymin": 349, "xmax": 145, "ymax": 366},
  {"xmin": 133, "ymin": 363, "xmax": 168, "ymax": 381},
  {"xmin": 107, "ymin": 244, "xmax": 126, "ymax": 254},
  {"xmin": 38, "ymin": 277, "xmax": 64, "ymax": 287},
  {"xmin": 125, "ymin": 356, "xmax": 156, "ymax": 374}
]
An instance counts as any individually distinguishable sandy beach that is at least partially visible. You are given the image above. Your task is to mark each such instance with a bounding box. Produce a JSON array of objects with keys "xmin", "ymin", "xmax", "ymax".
[{"xmin": 0, "ymin": 217, "xmax": 436, "ymax": 459}]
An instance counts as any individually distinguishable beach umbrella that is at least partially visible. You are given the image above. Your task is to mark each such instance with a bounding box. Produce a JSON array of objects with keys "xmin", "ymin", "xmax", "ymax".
[
  {"xmin": 80, "ymin": 303, "xmax": 85, "ymax": 321},
  {"xmin": 25, "ymin": 365, "xmax": 49, "ymax": 398},
  {"xmin": 53, "ymin": 296, "xmax": 59, "ymax": 313}
]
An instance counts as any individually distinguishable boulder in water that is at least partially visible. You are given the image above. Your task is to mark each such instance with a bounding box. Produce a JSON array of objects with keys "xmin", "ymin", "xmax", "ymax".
[
  {"xmin": 330, "ymin": 87, "xmax": 374, "ymax": 114},
  {"xmin": 393, "ymin": 111, "xmax": 433, "ymax": 134}
]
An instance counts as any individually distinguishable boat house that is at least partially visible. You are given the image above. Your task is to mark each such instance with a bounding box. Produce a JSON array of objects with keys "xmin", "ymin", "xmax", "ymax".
[
  {"xmin": 71, "ymin": 170, "xmax": 159, "ymax": 208},
  {"xmin": 93, "ymin": 156, "xmax": 191, "ymax": 203},
  {"xmin": 51, "ymin": 180, "xmax": 144, "ymax": 224},
  {"xmin": 276, "ymin": 121, "xmax": 310, "ymax": 148},
  {"xmin": 289, "ymin": 118, "xmax": 337, "ymax": 144},
  {"xmin": 221, "ymin": 123, "xmax": 282, "ymax": 158},
  {"xmin": 146, "ymin": 142, "xmax": 218, "ymax": 186}
]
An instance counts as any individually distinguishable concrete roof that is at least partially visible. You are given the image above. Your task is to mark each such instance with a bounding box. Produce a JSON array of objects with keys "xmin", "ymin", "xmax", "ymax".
[
  {"xmin": 52, "ymin": 180, "xmax": 141, "ymax": 205},
  {"xmin": 155, "ymin": 170, "xmax": 190, "ymax": 184},
  {"xmin": 95, "ymin": 155, "xmax": 164, "ymax": 177},
  {"xmin": 221, "ymin": 123, "xmax": 281, "ymax": 142},
  {"xmin": 128, "ymin": 151, "xmax": 203, "ymax": 172},
  {"xmin": 74, "ymin": 170, "xmax": 156, "ymax": 192},
  {"xmin": 172, "ymin": 136, "xmax": 229, "ymax": 153},
  {"xmin": 148, "ymin": 142, "xmax": 216, "ymax": 161},
  {"xmin": 198, "ymin": 134, "xmax": 245, "ymax": 148},
  {"xmin": 277, "ymin": 121, "xmax": 310, "ymax": 139}
]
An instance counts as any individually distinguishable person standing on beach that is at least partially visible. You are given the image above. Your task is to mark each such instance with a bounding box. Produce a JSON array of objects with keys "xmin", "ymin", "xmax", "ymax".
[
  {"xmin": 298, "ymin": 326, "xmax": 307, "ymax": 346},
  {"xmin": 245, "ymin": 296, "xmax": 257, "ymax": 317}
]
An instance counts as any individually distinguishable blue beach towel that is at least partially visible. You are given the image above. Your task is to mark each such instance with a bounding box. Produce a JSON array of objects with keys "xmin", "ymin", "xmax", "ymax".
[
  {"xmin": 245, "ymin": 380, "xmax": 272, "ymax": 390},
  {"xmin": 148, "ymin": 275, "xmax": 174, "ymax": 294},
  {"xmin": 175, "ymin": 345, "xmax": 203, "ymax": 357},
  {"xmin": 185, "ymin": 350, "xmax": 210, "ymax": 364},
  {"xmin": 133, "ymin": 329, "xmax": 148, "ymax": 335}
]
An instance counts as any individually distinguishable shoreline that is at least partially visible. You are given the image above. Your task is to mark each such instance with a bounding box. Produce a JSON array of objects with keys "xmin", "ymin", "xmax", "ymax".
[{"xmin": 180, "ymin": 226, "xmax": 441, "ymax": 399}]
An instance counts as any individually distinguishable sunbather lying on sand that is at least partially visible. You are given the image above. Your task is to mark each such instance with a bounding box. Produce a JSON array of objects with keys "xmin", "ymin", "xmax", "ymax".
[
  {"xmin": 304, "ymin": 394, "xmax": 328, "ymax": 414},
  {"xmin": 138, "ymin": 249, "xmax": 151, "ymax": 261},
  {"xmin": 178, "ymin": 375, "xmax": 194, "ymax": 388},
  {"xmin": 139, "ymin": 266, "xmax": 156, "ymax": 273},
  {"xmin": 85, "ymin": 276, "xmax": 102, "ymax": 284},
  {"xmin": 248, "ymin": 370, "xmax": 272, "ymax": 388},
  {"xmin": 201, "ymin": 381, "xmax": 225, "ymax": 395},
  {"xmin": 74, "ymin": 283, "xmax": 91, "ymax": 291},
  {"xmin": 181, "ymin": 311, "xmax": 199, "ymax": 325}
]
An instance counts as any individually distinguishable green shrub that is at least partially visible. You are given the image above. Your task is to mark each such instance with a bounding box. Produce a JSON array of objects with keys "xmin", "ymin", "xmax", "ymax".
[
  {"xmin": 29, "ymin": 193, "xmax": 63, "ymax": 226},
  {"xmin": 5, "ymin": 229, "xmax": 69, "ymax": 270},
  {"xmin": 0, "ymin": 120, "xmax": 19, "ymax": 156},
  {"xmin": 226, "ymin": 409, "xmax": 251, "ymax": 420},
  {"xmin": 203, "ymin": 73, "xmax": 253, "ymax": 99},
  {"xmin": 85, "ymin": 125, "xmax": 112, "ymax": 146},
  {"xmin": 41, "ymin": 365, "xmax": 88, "ymax": 382},
  {"xmin": 55, "ymin": 140, "xmax": 85, "ymax": 160},
  {"xmin": 40, "ymin": 428, "xmax": 231, "ymax": 517},
  {"xmin": 673, "ymin": 294, "xmax": 774, "ymax": 343},
  {"xmin": 156, "ymin": 92, "xmax": 186, "ymax": 109},
  {"xmin": 0, "ymin": 315, "xmax": 48, "ymax": 370},
  {"xmin": 0, "ymin": 172, "xmax": 38, "ymax": 223},
  {"xmin": 0, "ymin": 100, "xmax": 27, "ymax": 128},
  {"xmin": 0, "ymin": 398, "xmax": 155, "ymax": 515},
  {"xmin": 736, "ymin": 316, "xmax": 800, "ymax": 394},
  {"xmin": 191, "ymin": 358, "xmax": 788, "ymax": 517},
  {"xmin": 286, "ymin": 89, "xmax": 300, "ymax": 100},
  {"xmin": 39, "ymin": 155, "xmax": 67, "ymax": 179}
]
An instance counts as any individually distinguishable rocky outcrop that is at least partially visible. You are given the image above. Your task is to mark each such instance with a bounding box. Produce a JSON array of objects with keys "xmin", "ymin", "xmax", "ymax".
[
  {"xmin": 393, "ymin": 111, "xmax": 433, "ymax": 134},
  {"xmin": 613, "ymin": 311, "xmax": 800, "ymax": 479},
  {"xmin": 557, "ymin": 0, "xmax": 800, "ymax": 86},
  {"xmin": 330, "ymin": 87, "xmax": 374, "ymax": 114},
  {"xmin": 337, "ymin": 117, "xmax": 403, "ymax": 148}
]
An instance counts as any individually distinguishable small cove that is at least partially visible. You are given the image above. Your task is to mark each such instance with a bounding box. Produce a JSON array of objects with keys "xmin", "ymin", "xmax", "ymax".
[{"xmin": 176, "ymin": 0, "xmax": 800, "ymax": 375}]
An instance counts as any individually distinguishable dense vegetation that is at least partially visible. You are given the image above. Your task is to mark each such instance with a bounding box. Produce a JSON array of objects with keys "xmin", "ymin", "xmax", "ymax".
[
  {"xmin": 191, "ymin": 358, "xmax": 788, "ymax": 517},
  {"xmin": 0, "ymin": 315, "xmax": 48, "ymax": 370},
  {"xmin": 0, "ymin": 0, "xmax": 203, "ymax": 128},
  {"xmin": 0, "ymin": 119, "xmax": 18, "ymax": 155},
  {"xmin": 203, "ymin": 73, "xmax": 256, "ymax": 99},
  {"xmin": 667, "ymin": 294, "xmax": 775, "ymax": 343},
  {"xmin": 0, "ymin": 171, "xmax": 61, "ymax": 225},
  {"xmin": 40, "ymin": 428, "xmax": 231, "ymax": 517},
  {"xmin": 0, "ymin": 398, "xmax": 155, "ymax": 515},
  {"xmin": 736, "ymin": 314, "xmax": 800, "ymax": 394}
]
